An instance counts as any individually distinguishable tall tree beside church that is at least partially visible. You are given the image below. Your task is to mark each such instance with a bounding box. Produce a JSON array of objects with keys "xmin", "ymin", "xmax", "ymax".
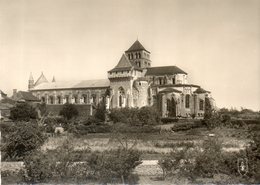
[
  {"xmin": 204, "ymin": 97, "xmax": 213, "ymax": 119},
  {"xmin": 59, "ymin": 103, "xmax": 79, "ymax": 120}
]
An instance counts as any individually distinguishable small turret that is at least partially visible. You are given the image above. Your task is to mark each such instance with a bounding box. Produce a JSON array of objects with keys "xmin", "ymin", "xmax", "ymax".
[
  {"xmin": 28, "ymin": 72, "xmax": 34, "ymax": 91},
  {"xmin": 52, "ymin": 76, "xmax": 56, "ymax": 82}
]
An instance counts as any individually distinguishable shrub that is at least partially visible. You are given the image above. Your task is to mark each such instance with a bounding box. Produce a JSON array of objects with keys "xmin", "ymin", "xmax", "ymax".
[
  {"xmin": 10, "ymin": 102, "xmax": 37, "ymax": 121},
  {"xmin": 109, "ymin": 108, "xmax": 140, "ymax": 125},
  {"xmin": 59, "ymin": 103, "xmax": 79, "ymax": 120},
  {"xmin": 109, "ymin": 107, "xmax": 160, "ymax": 126},
  {"xmin": 3, "ymin": 121, "xmax": 46, "ymax": 160},
  {"xmin": 22, "ymin": 151, "xmax": 53, "ymax": 183},
  {"xmin": 87, "ymin": 148, "xmax": 141, "ymax": 184},
  {"xmin": 137, "ymin": 106, "xmax": 160, "ymax": 126},
  {"xmin": 94, "ymin": 101, "xmax": 106, "ymax": 121}
]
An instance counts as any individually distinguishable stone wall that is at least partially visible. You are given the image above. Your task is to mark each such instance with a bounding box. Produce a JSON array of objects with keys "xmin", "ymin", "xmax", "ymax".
[{"xmin": 46, "ymin": 104, "xmax": 92, "ymax": 117}]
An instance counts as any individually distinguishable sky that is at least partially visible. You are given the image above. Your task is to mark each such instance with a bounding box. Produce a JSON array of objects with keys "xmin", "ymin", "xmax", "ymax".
[{"xmin": 0, "ymin": 0, "xmax": 259, "ymax": 110}]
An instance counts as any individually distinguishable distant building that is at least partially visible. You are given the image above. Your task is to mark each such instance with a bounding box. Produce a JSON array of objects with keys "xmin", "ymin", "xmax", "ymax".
[
  {"xmin": 0, "ymin": 90, "xmax": 15, "ymax": 120},
  {"xmin": 29, "ymin": 40, "xmax": 215, "ymax": 118},
  {"xmin": 12, "ymin": 89, "xmax": 40, "ymax": 103}
]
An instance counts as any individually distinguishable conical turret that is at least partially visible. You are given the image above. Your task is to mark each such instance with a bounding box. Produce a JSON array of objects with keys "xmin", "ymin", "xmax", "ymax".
[{"xmin": 28, "ymin": 72, "xmax": 34, "ymax": 91}]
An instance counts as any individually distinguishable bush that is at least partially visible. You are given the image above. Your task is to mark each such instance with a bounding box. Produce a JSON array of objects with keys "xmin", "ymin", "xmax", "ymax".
[
  {"xmin": 109, "ymin": 107, "xmax": 160, "ymax": 126},
  {"xmin": 94, "ymin": 101, "xmax": 106, "ymax": 121},
  {"xmin": 87, "ymin": 148, "xmax": 141, "ymax": 184},
  {"xmin": 3, "ymin": 121, "xmax": 46, "ymax": 160},
  {"xmin": 10, "ymin": 103, "xmax": 37, "ymax": 121},
  {"xmin": 137, "ymin": 106, "xmax": 160, "ymax": 126},
  {"xmin": 22, "ymin": 151, "xmax": 53, "ymax": 183},
  {"xmin": 161, "ymin": 117, "xmax": 179, "ymax": 124},
  {"xmin": 109, "ymin": 108, "xmax": 140, "ymax": 125},
  {"xmin": 59, "ymin": 103, "xmax": 79, "ymax": 120}
]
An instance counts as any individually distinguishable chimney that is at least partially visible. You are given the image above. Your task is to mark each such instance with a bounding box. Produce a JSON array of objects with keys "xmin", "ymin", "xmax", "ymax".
[{"xmin": 13, "ymin": 89, "xmax": 17, "ymax": 100}]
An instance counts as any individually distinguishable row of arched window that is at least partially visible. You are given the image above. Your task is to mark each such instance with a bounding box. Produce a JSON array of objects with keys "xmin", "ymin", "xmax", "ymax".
[
  {"xmin": 128, "ymin": 52, "xmax": 141, "ymax": 60},
  {"xmin": 40, "ymin": 94, "xmax": 103, "ymax": 105}
]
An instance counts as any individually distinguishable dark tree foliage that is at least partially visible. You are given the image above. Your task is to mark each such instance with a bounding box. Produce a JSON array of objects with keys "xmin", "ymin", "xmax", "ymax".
[
  {"xmin": 137, "ymin": 106, "xmax": 160, "ymax": 126},
  {"xmin": 10, "ymin": 102, "xmax": 37, "ymax": 121},
  {"xmin": 3, "ymin": 121, "xmax": 46, "ymax": 160},
  {"xmin": 94, "ymin": 101, "xmax": 106, "ymax": 121},
  {"xmin": 59, "ymin": 103, "xmax": 79, "ymax": 120},
  {"xmin": 204, "ymin": 97, "xmax": 213, "ymax": 120}
]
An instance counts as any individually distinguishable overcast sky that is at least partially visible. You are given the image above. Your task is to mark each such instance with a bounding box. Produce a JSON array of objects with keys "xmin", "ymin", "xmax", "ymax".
[{"xmin": 0, "ymin": 0, "xmax": 259, "ymax": 110}]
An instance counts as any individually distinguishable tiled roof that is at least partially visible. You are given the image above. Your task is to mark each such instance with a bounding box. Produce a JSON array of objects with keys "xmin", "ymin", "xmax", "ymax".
[
  {"xmin": 34, "ymin": 72, "xmax": 48, "ymax": 86},
  {"xmin": 13, "ymin": 91, "xmax": 40, "ymax": 101},
  {"xmin": 125, "ymin": 40, "xmax": 150, "ymax": 53},
  {"xmin": 0, "ymin": 97, "xmax": 16, "ymax": 105},
  {"xmin": 32, "ymin": 79, "xmax": 110, "ymax": 91},
  {"xmin": 194, "ymin": 87, "xmax": 210, "ymax": 94},
  {"xmin": 146, "ymin": 66, "xmax": 187, "ymax": 76},
  {"xmin": 159, "ymin": 87, "xmax": 182, "ymax": 93}
]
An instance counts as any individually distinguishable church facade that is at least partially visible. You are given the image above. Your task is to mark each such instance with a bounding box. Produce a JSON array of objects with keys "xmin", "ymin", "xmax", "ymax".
[{"xmin": 29, "ymin": 40, "xmax": 215, "ymax": 118}]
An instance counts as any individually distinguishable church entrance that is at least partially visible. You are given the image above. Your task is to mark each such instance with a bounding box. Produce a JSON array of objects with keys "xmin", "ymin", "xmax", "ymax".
[{"xmin": 166, "ymin": 97, "xmax": 177, "ymax": 117}]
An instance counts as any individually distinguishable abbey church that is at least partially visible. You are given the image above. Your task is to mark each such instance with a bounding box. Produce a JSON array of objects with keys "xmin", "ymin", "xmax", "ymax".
[{"xmin": 29, "ymin": 40, "xmax": 215, "ymax": 118}]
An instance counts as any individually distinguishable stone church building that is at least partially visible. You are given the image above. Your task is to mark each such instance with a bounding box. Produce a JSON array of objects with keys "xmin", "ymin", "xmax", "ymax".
[{"xmin": 29, "ymin": 40, "xmax": 215, "ymax": 118}]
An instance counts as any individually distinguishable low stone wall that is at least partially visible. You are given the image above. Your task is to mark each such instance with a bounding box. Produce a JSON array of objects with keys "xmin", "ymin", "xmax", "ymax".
[{"xmin": 46, "ymin": 104, "xmax": 92, "ymax": 117}]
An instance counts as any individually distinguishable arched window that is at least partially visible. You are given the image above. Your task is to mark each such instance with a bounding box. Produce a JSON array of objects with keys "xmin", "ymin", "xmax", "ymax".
[
  {"xmin": 131, "ymin": 53, "xmax": 133, "ymax": 59},
  {"xmin": 185, "ymin": 94, "xmax": 190, "ymax": 108},
  {"xmin": 65, "ymin": 96, "xmax": 69, "ymax": 104},
  {"xmin": 57, "ymin": 96, "xmax": 61, "ymax": 104},
  {"xmin": 41, "ymin": 97, "xmax": 45, "ymax": 103},
  {"xmin": 49, "ymin": 96, "xmax": 54, "ymax": 104},
  {"xmin": 128, "ymin": 54, "xmax": 131, "ymax": 59},
  {"xmin": 172, "ymin": 77, "xmax": 176, "ymax": 84},
  {"xmin": 199, "ymin": 99, "xmax": 204, "ymax": 110},
  {"xmin": 138, "ymin": 53, "xmax": 141, "ymax": 58},
  {"xmin": 74, "ymin": 95, "xmax": 78, "ymax": 104},
  {"xmin": 118, "ymin": 87, "xmax": 125, "ymax": 108}
]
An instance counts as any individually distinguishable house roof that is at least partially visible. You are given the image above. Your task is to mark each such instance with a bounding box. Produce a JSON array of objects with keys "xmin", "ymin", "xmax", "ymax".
[
  {"xmin": 125, "ymin": 40, "xmax": 150, "ymax": 53},
  {"xmin": 0, "ymin": 90, "xmax": 7, "ymax": 97},
  {"xmin": 159, "ymin": 87, "xmax": 182, "ymax": 93},
  {"xmin": 145, "ymin": 66, "xmax": 187, "ymax": 76},
  {"xmin": 194, "ymin": 87, "xmax": 210, "ymax": 94},
  {"xmin": 34, "ymin": 72, "xmax": 48, "ymax": 86},
  {"xmin": 31, "ymin": 79, "xmax": 110, "ymax": 91},
  {"xmin": 13, "ymin": 91, "xmax": 40, "ymax": 101}
]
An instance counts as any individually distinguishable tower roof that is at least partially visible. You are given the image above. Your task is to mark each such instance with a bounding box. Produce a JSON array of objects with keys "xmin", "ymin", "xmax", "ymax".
[
  {"xmin": 108, "ymin": 54, "xmax": 142, "ymax": 72},
  {"xmin": 125, "ymin": 40, "xmax": 150, "ymax": 53},
  {"xmin": 34, "ymin": 72, "xmax": 48, "ymax": 86},
  {"xmin": 29, "ymin": 72, "xmax": 34, "ymax": 81},
  {"xmin": 52, "ymin": 76, "xmax": 56, "ymax": 82}
]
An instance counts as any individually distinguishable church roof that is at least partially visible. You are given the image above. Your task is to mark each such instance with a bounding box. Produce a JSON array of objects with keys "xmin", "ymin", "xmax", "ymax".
[
  {"xmin": 108, "ymin": 54, "xmax": 142, "ymax": 72},
  {"xmin": 159, "ymin": 87, "xmax": 182, "ymax": 93},
  {"xmin": 145, "ymin": 66, "xmax": 187, "ymax": 76},
  {"xmin": 32, "ymin": 79, "xmax": 110, "ymax": 91},
  {"xmin": 34, "ymin": 72, "xmax": 48, "ymax": 86},
  {"xmin": 115, "ymin": 54, "xmax": 133, "ymax": 68},
  {"xmin": 125, "ymin": 40, "xmax": 150, "ymax": 53},
  {"xmin": 29, "ymin": 72, "xmax": 34, "ymax": 81},
  {"xmin": 194, "ymin": 87, "xmax": 210, "ymax": 94}
]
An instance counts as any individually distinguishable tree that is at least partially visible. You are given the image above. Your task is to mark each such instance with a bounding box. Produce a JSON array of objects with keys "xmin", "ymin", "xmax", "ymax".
[
  {"xmin": 137, "ymin": 106, "xmax": 160, "ymax": 126},
  {"xmin": 59, "ymin": 103, "xmax": 79, "ymax": 120},
  {"xmin": 87, "ymin": 148, "xmax": 141, "ymax": 184},
  {"xmin": 10, "ymin": 102, "xmax": 37, "ymax": 121},
  {"xmin": 3, "ymin": 121, "xmax": 46, "ymax": 160},
  {"xmin": 94, "ymin": 101, "xmax": 106, "ymax": 121},
  {"xmin": 204, "ymin": 97, "xmax": 213, "ymax": 120}
]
